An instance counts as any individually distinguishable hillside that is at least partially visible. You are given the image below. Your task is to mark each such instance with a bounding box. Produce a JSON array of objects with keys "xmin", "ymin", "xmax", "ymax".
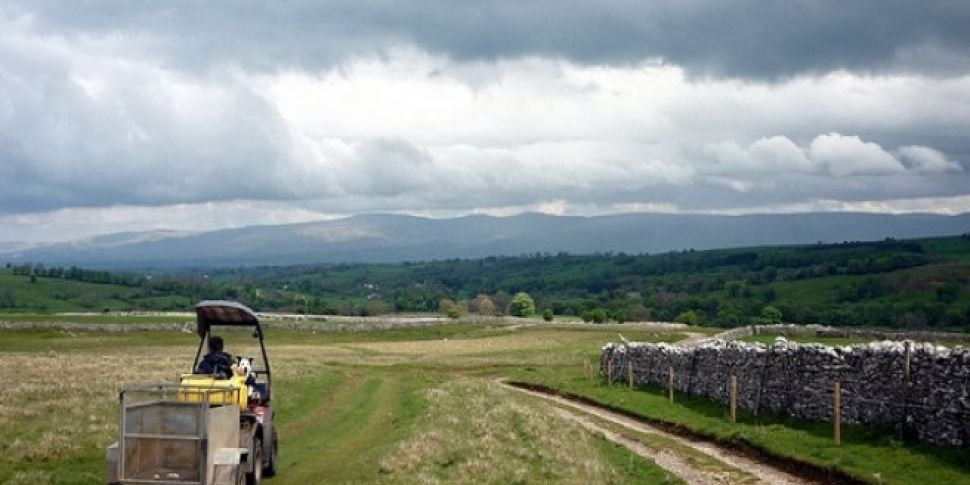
[
  {"xmin": 2, "ymin": 211, "xmax": 969, "ymax": 268},
  {"xmin": 2, "ymin": 234, "xmax": 968, "ymax": 330}
]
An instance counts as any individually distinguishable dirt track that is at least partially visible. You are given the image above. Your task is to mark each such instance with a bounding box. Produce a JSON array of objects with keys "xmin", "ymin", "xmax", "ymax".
[{"xmin": 501, "ymin": 381, "xmax": 813, "ymax": 485}]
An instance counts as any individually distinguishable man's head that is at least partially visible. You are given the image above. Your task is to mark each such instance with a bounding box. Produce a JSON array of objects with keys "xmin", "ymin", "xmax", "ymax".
[{"xmin": 208, "ymin": 335, "xmax": 224, "ymax": 353}]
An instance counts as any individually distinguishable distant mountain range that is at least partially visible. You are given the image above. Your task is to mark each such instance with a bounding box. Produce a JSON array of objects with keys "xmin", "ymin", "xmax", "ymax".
[{"xmin": 2, "ymin": 212, "xmax": 968, "ymax": 268}]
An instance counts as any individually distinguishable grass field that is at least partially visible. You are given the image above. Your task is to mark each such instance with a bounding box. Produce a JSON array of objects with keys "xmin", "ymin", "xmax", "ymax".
[
  {"xmin": 508, "ymin": 368, "xmax": 970, "ymax": 484},
  {"xmin": 0, "ymin": 272, "xmax": 191, "ymax": 312},
  {"xmin": 1, "ymin": 320, "xmax": 968, "ymax": 484}
]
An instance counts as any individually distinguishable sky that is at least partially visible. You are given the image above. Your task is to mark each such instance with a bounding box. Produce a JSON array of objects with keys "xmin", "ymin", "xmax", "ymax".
[{"xmin": 1, "ymin": 1, "xmax": 969, "ymax": 242}]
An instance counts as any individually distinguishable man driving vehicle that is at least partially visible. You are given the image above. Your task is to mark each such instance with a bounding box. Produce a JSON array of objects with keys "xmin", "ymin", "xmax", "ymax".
[{"xmin": 195, "ymin": 335, "xmax": 233, "ymax": 378}]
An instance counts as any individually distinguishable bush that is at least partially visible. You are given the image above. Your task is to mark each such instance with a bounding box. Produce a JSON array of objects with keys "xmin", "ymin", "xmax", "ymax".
[
  {"xmin": 471, "ymin": 294, "xmax": 497, "ymax": 315},
  {"xmin": 446, "ymin": 307, "xmax": 462, "ymax": 319},
  {"xmin": 675, "ymin": 310, "xmax": 701, "ymax": 325},
  {"xmin": 717, "ymin": 306, "xmax": 748, "ymax": 326},
  {"xmin": 760, "ymin": 305, "xmax": 782, "ymax": 324},
  {"xmin": 609, "ymin": 310, "xmax": 627, "ymax": 324},
  {"xmin": 509, "ymin": 292, "xmax": 536, "ymax": 317},
  {"xmin": 439, "ymin": 298, "xmax": 457, "ymax": 313},
  {"xmin": 590, "ymin": 308, "xmax": 608, "ymax": 323},
  {"xmin": 542, "ymin": 309, "xmax": 554, "ymax": 322}
]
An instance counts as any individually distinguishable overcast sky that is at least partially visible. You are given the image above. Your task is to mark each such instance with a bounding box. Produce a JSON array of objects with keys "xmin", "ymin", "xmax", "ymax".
[{"xmin": 1, "ymin": 1, "xmax": 969, "ymax": 242}]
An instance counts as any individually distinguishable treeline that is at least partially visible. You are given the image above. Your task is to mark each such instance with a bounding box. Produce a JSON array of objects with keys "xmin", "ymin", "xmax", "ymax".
[
  {"xmin": 199, "ymin": 237, "xmax": 968, "ymax": 328},
  {"xmin": 8, "ymin": 263, "xmax": 145, "ymax": 286},
  {"xmin": 3, "ymin": 236, "xmax": 968, "ymax": 329}
]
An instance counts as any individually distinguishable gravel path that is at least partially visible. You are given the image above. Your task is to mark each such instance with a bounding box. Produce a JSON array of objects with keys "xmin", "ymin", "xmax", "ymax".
[{"xmin": 501, "ymin": 381, "xmax": 813, "ymax": 485}]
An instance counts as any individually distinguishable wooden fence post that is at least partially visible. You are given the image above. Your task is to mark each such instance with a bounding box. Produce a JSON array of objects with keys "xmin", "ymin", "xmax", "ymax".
[
  {"xmin": 668, "ymin": 366, "xmax": 675, "ymax": 403},
  {"xmin": 607, "ymin": 359, "xmax": 613, "ymax": 385},
  {"xmin": 834, "ymin": 380, "xmax": 842, "ymax": 445},
  {"xmin": 902, "ymin": 341, "xmax": 912, "ymax": 439},
  {"xmin": 628, "ymin": 361, "xmax": 634, "ymax": 389},
  {"xmin": 730, "ymin": 375, "xmax": 738, "ymax": 423}
]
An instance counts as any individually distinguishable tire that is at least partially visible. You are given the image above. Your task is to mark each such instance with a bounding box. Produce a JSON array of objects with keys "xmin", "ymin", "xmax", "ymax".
[
  {"xmin": 246, "ymin": 438, "xmax": 263, "ymax": 485},
  {"xmin": 263, "ymin": 431, "xmax": 278, "ymax": 477}
]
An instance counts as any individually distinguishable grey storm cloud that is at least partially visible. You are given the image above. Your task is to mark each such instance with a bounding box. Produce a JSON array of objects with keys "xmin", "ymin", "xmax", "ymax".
[
  {"xmin": 10, "ymin": 0, "xmax": 970, "ymax": 79},
  {"xmin": 1, "ymin": 0, "xmax": 969, "ymax": 241}
]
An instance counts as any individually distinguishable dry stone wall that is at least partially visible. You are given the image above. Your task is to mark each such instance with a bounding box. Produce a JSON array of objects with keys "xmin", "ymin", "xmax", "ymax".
[{"xmin": 602, "ymin": 337, "xmax": 970, "ymax": 446}]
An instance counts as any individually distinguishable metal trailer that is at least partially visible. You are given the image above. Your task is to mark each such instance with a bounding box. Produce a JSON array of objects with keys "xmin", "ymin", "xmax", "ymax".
[{"xmin": 107, "ymin": 301, "xmax": 279, "ymax": 485}]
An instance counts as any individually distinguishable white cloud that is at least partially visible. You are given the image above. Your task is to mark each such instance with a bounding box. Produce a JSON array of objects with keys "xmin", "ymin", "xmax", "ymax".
[
  {"xmin": 808, "ymin": 133, "xmax": 906, "ymax": 176},
  {"xmin": 703, "ymin": 136, "xmax": 813, "ymax": 174},
  {"xmin": 897, "ymin": 145, "xmax": 962, "ymax": 173},
  {"xmin": 727, "ymin": 194, "xmax": 970, "ymax": 216},
  {"xmin": 0, "ymin": 201, "xmax": 339, "ymax": 243},
  {"xmin": 1, "ymin": 13, "xmax": 968, "ymax": 241},
  {"xmin": 536, "ymin": 200, "xmax": 568, "ymax": 216}
]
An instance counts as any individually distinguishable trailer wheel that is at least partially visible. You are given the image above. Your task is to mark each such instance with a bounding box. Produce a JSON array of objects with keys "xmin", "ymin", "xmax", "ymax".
[
  {"xmin": 263, "ymin": 430, "xmax": 278, "ymax": 477},
  {"xmin": 246, "ymin": 438, "xmax": 263, "ymax": 485}
]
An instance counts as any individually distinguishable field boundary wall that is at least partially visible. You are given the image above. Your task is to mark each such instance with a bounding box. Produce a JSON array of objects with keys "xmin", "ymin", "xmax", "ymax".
[{"xmin": 602, "ymin": 331, "xmax": 970, "ymax": 446}]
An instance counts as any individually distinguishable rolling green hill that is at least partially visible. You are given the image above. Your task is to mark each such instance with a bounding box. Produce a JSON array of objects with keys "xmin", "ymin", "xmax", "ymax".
[
  {"xmin": 0, "ymin": 270, "xmax": 191, "ymax": 313},
  {"xmin": 2, "ymin": 234, "xmax": 969, "ymax": 329}
]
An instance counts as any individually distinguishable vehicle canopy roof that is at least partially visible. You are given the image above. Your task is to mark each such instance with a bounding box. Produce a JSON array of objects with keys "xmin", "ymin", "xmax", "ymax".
[{"xmin": 195, "ymin": 300, "xmax": 260, "ymax": 336}]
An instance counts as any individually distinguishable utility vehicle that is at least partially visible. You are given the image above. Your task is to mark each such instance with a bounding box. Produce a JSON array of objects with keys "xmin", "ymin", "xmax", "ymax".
[{"xmin": 106, "ymin": 301, "xmax": 278, "ymax": 484}]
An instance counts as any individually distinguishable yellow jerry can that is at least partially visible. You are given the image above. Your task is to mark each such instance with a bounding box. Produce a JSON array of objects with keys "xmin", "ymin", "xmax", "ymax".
[{"xmin": 178, "ymin": 374, "xmax": 249, "ymax": 410}]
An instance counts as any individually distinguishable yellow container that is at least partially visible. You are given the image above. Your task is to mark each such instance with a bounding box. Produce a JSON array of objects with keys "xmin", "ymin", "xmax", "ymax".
[{"xmin": 178, "ymin": 374, "xmax": 248, "ymax": 410}]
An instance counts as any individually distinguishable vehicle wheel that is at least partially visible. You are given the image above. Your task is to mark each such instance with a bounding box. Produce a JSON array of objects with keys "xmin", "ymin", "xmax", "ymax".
[
  {"xmin": 263, "ymin": 431, "xmax": 278, "ymax": 477},
  {"xmin": 246, "ymin": 438, "xmax": 263, "ymax": 485}
]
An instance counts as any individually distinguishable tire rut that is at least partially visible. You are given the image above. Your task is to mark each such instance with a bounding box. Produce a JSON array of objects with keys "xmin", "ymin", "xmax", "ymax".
[{"xmin": 500, "ymin": 381, "xmax": 814, "ymax": 485}]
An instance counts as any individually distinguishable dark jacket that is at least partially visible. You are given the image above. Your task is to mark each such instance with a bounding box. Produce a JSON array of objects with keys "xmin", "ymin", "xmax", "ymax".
[{"xmin": 196, "ymin": 351, "xmax": 233, "ymax": 378}]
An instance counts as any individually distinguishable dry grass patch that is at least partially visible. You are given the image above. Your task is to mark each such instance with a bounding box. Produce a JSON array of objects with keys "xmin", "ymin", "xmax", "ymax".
[
  {"xmin": 0, "ymin": 348, "xmax": 192, "ymax": 463},
  {"xmin": 0, "ymin": 343, "xmax": 359, "ymax": 466},
  {"xmin": 379, "ymin": 379, "xmax": 672, "ymax": 484}
]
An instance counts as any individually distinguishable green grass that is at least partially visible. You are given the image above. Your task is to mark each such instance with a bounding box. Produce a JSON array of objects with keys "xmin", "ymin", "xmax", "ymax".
[
  {"xmin": 922, "ymin": 236, "xmax": 970, "ymax": 263},
  {"xmin": 0, "ymin": 312, "xmax": 194, "ymax": 324},
  {"xmin": 0, "ymin": 323, "xmax": 683, "ymax": 484},
  {"xmin": 274, "ymin": 370, "xmax": 426, "ymax": 483},
  {"xmin": 0, "ymin": 271, "xmax": 191, "ymax": 313},
  {"xmin": 508, "ymin": 365, "xmax": 970, "ymax": 484},
  {"xmin": 587, "ymin": 431, "xmax": 684, "ymax": 484},
  {"xmin": 2, "ymin": 320, "xmax": 968, "ymax": 484}
]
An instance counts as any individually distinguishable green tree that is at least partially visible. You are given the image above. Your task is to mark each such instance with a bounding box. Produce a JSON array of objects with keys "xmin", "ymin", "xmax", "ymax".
[
  {"xmin": 760, "ymin": 305, "xmax": 783, "ymax": 324},
  {"xmin": 438, "ymin": 298, "xmax": 457, "ymax": 314},
  {"xmin": 589, "ymin": 308, "xmax": 608, "ymax": 323},
  {"xmin": 725, "ymin": 281, "xmax": 745, "ymax": 298},
  {"xmin": 675, "ymin": 310, "xmax": 701, "ymax": 325},
  {"xmin": 446, "ymin": 307, "xmax": 462, "ymax": 319},
  {"xmin": 508, "ymin": 292, "xmax": 536, "ymax": 317},
  {"xmin": 627, "ymin": 303, "xmax": 651, "ymax": 322},
  {"xmin": 936, "ymin": 283, "xmax": 959, "ymax": 303},
  {"xmin": 366, "ymin": 299, "xmax": 386, "ymax": 316},
  {"xmin": 542, "ymin": 309, "xmax": 554, "ymax": 322},
  {"xmin": 717, "ymin": 306, "xmax": 748, "ymax": 326}
]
